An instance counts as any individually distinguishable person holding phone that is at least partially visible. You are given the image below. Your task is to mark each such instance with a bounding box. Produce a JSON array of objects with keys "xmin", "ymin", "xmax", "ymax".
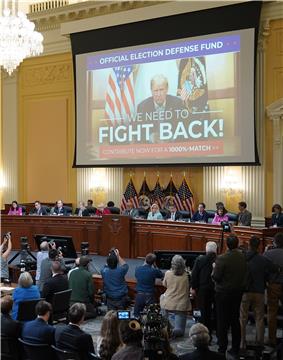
[{"xmin": 1, "ymin": 232, "xmax": 12, "ymax": 281}]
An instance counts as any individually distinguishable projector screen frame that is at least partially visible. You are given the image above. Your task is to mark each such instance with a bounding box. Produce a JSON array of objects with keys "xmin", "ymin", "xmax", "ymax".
[{"xmin": 71, "ymin": 1, "xmax": 261, "ymax": 168}]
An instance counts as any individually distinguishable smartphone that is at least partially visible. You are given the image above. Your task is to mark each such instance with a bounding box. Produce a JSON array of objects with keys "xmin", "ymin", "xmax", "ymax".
[{"xmin": 117, "ymin": 310, "xmax": 130, "ymax": 320}]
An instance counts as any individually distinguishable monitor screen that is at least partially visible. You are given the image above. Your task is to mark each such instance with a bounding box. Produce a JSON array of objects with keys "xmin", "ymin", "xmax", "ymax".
[{"xmin": 34, "ymin": 234, "xmax": 77, "ymax": 259}]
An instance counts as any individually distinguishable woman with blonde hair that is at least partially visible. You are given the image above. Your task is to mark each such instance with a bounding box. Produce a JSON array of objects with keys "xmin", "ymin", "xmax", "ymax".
[
  {"xmin": 160, "ymin": 255, "xmax": 191, "ymax": 337},
  {"xmin": 97, "ymin": 310, "xmax": 122, "ymax": 360},
  {"xmin": 12, "ymin": 272, "xmax": 40, "ymax": 320}
]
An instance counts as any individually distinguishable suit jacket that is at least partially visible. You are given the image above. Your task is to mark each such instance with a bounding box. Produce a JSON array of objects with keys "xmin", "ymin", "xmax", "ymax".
[
  {"xmin": 55, "ymin": 323, "xmax": 95, "ymax": 360},
  {"xmin": 165, "ymin": 211, "xmax": 182, "ymax": 221},
  {"xmin": 22, "ymin": 317, "xmax": 55, "ymax": 345},
  {"xmin": 122, "ymin": 208, "xmax": 140, "ymax": 218},
  {"xmin": 179, "ymin": 348, "xmax": 225, "ymax": 360},
  {"xmin": 41, "ymin": 273, "xmax": 69, "ymax": 303},
  {"xmin": 237, "ymin": 209, "xmax": 252, "ymax": 226},
  {"xmin": 30, "ymin": 206, "xmax": 48, "ymax": 216},
  {"xmin": 52, "ymin": 206, "xmax": 69, "ymax": 216},
  {"xmin": 1, "ymin": 313, "xmax": 21, "ymax": 338},
  {"xmin": 271, "ymin": 212, "xmax": 283, "ymax": 227},
  {"xmin": 137, "ymin": 94, "xmax": 186, "ymax": 119},
  {"xmin": 74, "ymin": 208, "xmax": 90, "ymax": 216}
]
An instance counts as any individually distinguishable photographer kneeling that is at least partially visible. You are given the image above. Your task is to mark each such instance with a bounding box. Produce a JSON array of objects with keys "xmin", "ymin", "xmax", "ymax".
[{"xmin": 101, "ymin": 248, "xmax": 129, "ymax": 310}]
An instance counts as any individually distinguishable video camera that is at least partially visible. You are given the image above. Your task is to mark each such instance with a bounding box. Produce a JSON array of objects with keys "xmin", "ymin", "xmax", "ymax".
[{"xmin": 221, "ymin": 221, "xmax": 231, "ymax": 233}]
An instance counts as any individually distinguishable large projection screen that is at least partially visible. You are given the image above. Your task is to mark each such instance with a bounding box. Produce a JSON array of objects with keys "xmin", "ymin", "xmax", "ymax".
[{"xmin": 71, "ymin": 2, "xmax": 261, "ymax": 167}]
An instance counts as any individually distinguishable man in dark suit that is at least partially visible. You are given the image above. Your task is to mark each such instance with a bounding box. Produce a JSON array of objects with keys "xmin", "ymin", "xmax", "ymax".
[
  {"xmin": 31, "ymin": 200, "xmax": 48, "ymax": 216},
  {"xmin": 122, "ymin": 200, "xmax": 140, "ymax": 218},
  {"xmin": 137, "ymin": 74, "xmax": 186, "ymax": 120},
  {"xmin": 55, "ymin": 303, "xmax": 95, "ymax": 360},
  {"xmin": 22, "ymin": 301, "xmax": 54, "ymax": 344},
  {"xmin": 41, "ymin": 261, "xmax": 69, "ymax": 303},
  {"xmin": 191, "ymin": 202, "xmax": 209, "ymax": 223},
  {"xmin": 52, "ymin": 200, "xmax": 69, "ymax": 216},
  {"xmin": 74, "ymin": 201, "xmax": 90, "ymax": 217},
  {"xmin": 165, "ymin": 204, "xmax": 181, "ymax": 221}
]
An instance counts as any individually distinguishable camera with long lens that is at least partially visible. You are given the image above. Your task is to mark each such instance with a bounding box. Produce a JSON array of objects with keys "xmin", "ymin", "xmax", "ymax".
[
  {"xmin": 221, "ymin": 221, "xmax": 231, "ymax": 233},
  {"xmin": 18, "ymin": 237, "xmax": 36, "ymax": 271},
  {"xmin": 81, "ymin": 242, "xmax": 89, "ymax": 256},
  {"xmin": 141, "ymin": 304, "xmax": 169, "ymax": 360}
]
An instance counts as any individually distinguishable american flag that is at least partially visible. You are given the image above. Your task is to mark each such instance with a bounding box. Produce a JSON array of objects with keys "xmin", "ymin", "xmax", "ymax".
[
  {"xmin": 105, "ymin": 66, "xmax": 135, "ymax": 124},
  {"xmin": 151, "ymin": 178, "xmax": 164, "ymax": 208},
  {"xmin": 174, "ymin": 178, "xmax": 195, "ymax": 214},
  {"xmin": 121, "ymin": 178, "xmax": 139, "ymax": 211}
]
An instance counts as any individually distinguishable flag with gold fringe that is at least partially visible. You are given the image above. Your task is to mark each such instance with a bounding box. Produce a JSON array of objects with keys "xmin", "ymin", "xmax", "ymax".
[
  {"xmin": 121, "ymin": 178, "xmax": 139, "ymax": 211},
  {"xmin": 174, "ymin": 177, "xmax": 195, "ymax": 214}
]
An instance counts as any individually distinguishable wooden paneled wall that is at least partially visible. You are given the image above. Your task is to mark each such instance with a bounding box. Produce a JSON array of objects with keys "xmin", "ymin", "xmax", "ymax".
[{"xmin": 18, "ymin": 53, "xmax": 77, "ymax": 204}]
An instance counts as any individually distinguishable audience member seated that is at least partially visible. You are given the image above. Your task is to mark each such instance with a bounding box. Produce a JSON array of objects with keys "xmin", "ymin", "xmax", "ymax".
[
  {"xmin": 237, "ymin": 201, "xmax": 252, "ymax": 226},
  {"xmin": 147, "ymin": 203, "xmax": 163, "ymax": 220},
  {"xmin": 86, "ymin": 199, "xmax": 97, "ymax": 215},
  {"xmin": 35, "ymin": 238, "xmax": 50, "ymax": 285},
  {"xmin": 8, "ymin": 200, "xmax": 22, "ymax": 215},
  {"xmin": 12, "ymin": 272, "xmax": 40, "ymax": 320},
  {"xmin": 107, "ymin": 201, "xmax": 121, "ymax": 214},
  {"xmin": 22, "ymin": 300, "xmax": 54, "ymax": 344},
  {"xmin": 211, "ymin": 206, "xmax": 229, "ymax": 225},
  {"xmin": 51, "ymin": 200, "xmax": 69, "ymax": 216},
  {"xmin": 101, "ymin": 248, "xmax": 129, "ymax": 310},
  {"xmin": 134, "ymin": 253, "xmax": 163, "ymax": 318},
  {"xmin": 271, "ymin": 204, "xmax": 283, "ymax": 227},
  {"xmin": 165, "ymin": 204, "xmax": 181, "ymax": 221},
  {"xmin": 68, "ymin": 256, "xmax": 97, "ymax": 319},
  {"xmin": 122, "ymin": 200, "xmax": 140, "ymax": 218},
  {"xmin": 97, "ymin": 310, "xmax": 122, "ymax": 359},
  {"xmin": 95, "ymin": 203, "xmax": 111, "ymax": 216},
  {"xmin": 191, "ymin": 202, "xmax": 209, "ymax": 223},
  {"xmin": 55, "ymin": 303, "xmax": 95, "ymax": 360},
  {"xmin": 1, "ymin": 295, "xmax": 21, "ymax": 338},
  {"xmin": 160, "ymin": 255, "xmax": 191, "ymax": 338},
  {"xmin": 74, "ymin": 201, "xmax": 90, "ymax": 216},
  {"xmin": 41, "ymin": 261, "xmax": 69, "ymax": 303},
  {"xmin": 179, "ymin": 323, "xmax": 224, "ymax": 360},
  {"xmin": 30, "ymin": 200, "xmax": 48, "ymax": 216},
  {"xmin": 1, "ymin": 232, "xmax": 12, "ymax": 281},
  {"xmin": 191, "ymin": 241, "xmax": 217, "ymax": 336},
  {"xmin": 39, "ymin": 248, "xmax": 66, "ymax": 292},
  {"xmin": 112, "ymin": 319, "xmax": 143, "ymax": 360},
  {"xmin": 240, "ymin": 236, "xmax": 279, "ymax": 349},
  {"xmin": 264, "ymin": 232, "xmax": 283, "ymax": 347},
  {"xmin": 212, "ymin": 235, "xmax": 247, "ymax": 357}
]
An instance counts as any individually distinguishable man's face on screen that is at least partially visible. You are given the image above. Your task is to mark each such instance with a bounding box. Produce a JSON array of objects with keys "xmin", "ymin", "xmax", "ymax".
[{"xmin": 151, "ymin": 81, "xmax": 168, "ymax": 105}]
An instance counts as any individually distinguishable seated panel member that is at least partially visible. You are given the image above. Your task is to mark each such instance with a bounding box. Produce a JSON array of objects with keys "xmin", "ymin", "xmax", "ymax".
[
  {"xmin": 22, "ymin": 301, "xmax": 54, "ymax": 345},
  {"xmin": 86, "ymin": 199, "xmax": 97, "ymax": 215},
  {"xmin": 95, "ymin": 203, "xmax": 111, "ymax": 216},
  {"xmin": 137, "ymin": 74, "xmax": 185, "ymax": 119},
  {"xmin": 30, "ymin": 200, "xmax": 48, "ymax": 216},
  {"xmin": 75, "ymin": 201, "xmax": 90, "ymax": 217},
  {"xmin": 165, "ymin": 204, "xmax": 181, "ymax": 221},
  {"xmin": 147, "ymin": 203, "xmax": 163, "ymax": 221},
  {"xmin": 212, "ymin": 206, "xmax": 229, "ymax": 225},
  {"xmin": 191, "ymin": 202, "xmax": 209, "ymax": 223},
  {"xmin": 8, "ymin": 200, "xmax": 22, "ymax": 216},
  {"xmin": 271, "ymin": 204, "xmax": 283, "ymax": 227},
  {"xmin": 122, "ymin": 200, "xmax": 140, "ymax": 218},
  {"xmin": 51, "ymin": 200, "xmax": 69, "ymax": 216},
  {"xmin": 237, "ymin": 201, "xmax": 252, "ymax": 226}
]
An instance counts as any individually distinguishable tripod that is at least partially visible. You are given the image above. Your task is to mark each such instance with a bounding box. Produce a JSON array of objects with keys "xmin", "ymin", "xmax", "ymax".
[{"xmin": 8, "ymin": 246, "xmax": 36, "ymax": 265}]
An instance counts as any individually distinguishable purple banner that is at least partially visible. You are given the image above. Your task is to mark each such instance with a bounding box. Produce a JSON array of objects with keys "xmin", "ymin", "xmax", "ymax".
[{"xmin": 86, "ymin": 35, "xmax": 240, "ymax": 70}]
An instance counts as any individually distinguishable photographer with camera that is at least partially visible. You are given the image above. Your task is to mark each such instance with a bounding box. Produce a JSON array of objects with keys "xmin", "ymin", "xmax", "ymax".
[
  {"xmin": 264, "ymin": 232, "xmax": 283, "ymax": 347},
  {"xmin": 1, "ymin": 232, "xmax": 12, "ymax": 281},
  {"xmin": 191, "ymin": 241, "xmax": 218, "ymax": 337},
  {"xmin": 134, "ymin": 253, "xmax": 163, "ymax": 318},
  {"xmin": 101, "ymin": 248, "xmax": 129, "ymax": 310},
  {"xmin": 35, "ymin": 238, "xmax": 50, "ymax": 285}
]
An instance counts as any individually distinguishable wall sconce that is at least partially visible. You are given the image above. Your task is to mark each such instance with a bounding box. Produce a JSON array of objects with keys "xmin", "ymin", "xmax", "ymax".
[
  {"xmin": 89, "ymin": 169, "xmax": 107, "ymax": 205},
  {"xmin": 221, "ymin": 167, "xmax": 243, "ymax": 212}
]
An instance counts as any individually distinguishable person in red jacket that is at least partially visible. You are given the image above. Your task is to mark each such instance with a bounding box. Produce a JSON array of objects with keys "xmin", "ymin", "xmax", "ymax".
[{"xmin": 95, "ymin": 203, "xmax": 111, "ymax": 216}]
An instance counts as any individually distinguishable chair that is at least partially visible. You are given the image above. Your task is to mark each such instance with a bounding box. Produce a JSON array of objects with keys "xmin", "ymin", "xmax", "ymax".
[
  {"xmin": 52, "ymin": 289, "xmax": 72, "ymax": 323},
  {"xmin": 227, "ymin": 212, "xmax": 238, "ymax": 224},
  {"xmin": 107, "ymin": 206, "xmax": 121, "ymax": 214},
  {"xmin": 17, "ymin": 299, "xmax": 41, "ymax": 321},
  {"xmin": 18, "ymin": 338, "xmax": 54, "ymax": 360},
  {"xmin": 206, "ymin": 210, "xmax": 216, "ymax": 223},
  {"xmin": 1, "ymin": 336, "xmax": 20, "ymax": 360},
  {"xmin": 51, "ymin": 345, "xmax": 80, "ymax": 360},
  {"xmin": 178, "ymin": 210, "xmax": 191, "ymax": 221}
]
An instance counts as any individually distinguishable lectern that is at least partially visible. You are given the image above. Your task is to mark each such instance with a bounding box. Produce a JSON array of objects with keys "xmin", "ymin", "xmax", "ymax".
[{"xmin": 100, "ymin": 215, "xmax": 131, "ymax": 257}]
